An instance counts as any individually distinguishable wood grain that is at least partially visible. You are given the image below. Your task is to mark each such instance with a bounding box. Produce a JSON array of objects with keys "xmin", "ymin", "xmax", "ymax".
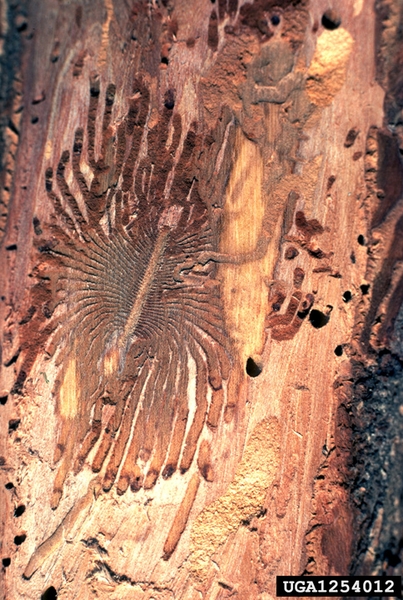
[{"xmin": 1, "ymin": 0, "xmax": 403, "ymax": 598}]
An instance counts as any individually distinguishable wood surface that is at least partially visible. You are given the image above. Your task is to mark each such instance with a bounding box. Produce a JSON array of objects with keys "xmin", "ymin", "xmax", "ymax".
[{"xmin": 1, "ymin": 0, "xmax": 403, "ymax": 598}]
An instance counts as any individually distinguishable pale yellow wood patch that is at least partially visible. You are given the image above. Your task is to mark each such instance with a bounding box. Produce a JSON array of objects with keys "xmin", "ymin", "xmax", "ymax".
[
  {"xmin": 59, "ymin": 354, "xmax": 78, "ymax": 419},
  {"xmin": 307, "ymin": 28, "xmax": 354, "ymax": 107},
  {"xmin": 220, "ymin": 128, "xmax": 274, "ymax": 364},
  {"xmin": 103, "ymin": 345, "xmax": 119, "ymax": 377}
]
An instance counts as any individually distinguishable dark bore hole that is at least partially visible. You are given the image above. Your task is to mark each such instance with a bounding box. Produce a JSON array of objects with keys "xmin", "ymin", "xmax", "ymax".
[
  {"xmin": 246, "ymin": 357, "xmax": 262, "ymax": 378},
  {"xmin": 285, "ymin": 246, "xmax": 299, "ymax": 260},
  {"xmin": 9, "ymin": 419, "xmax": 20, "ymax": 432},
  {"xmin": 334, "ymin": 345, "xmax": 343, "ymax": 356},
  {"xmin": 162, "ymin": 465, "xmax": 175, "ymax": 479},
  {"xmin": 383, "ymin": 549, "xmax": 402, "ymax": 568},
  {"xmin": 357, "ymin": 234, "xmax": 365, "ymax": 245},
  {"xmin": 31, "ymin": 116, "xmax": 39, "ymax": 124},
  {"xmin": 14, "ymin": 533, "xmax": 26, "ymax": 545},
  {"xmin": 164, "ymin": 89, "xmax": 175, "ymax": 110},
  {"xmin": 342, "ymin": 290, "xmax": 352, "ymax": 303},
  {"xmin": 360, "ymin": 284, "xmax": 370, "ymax": 295},
  {"xmin": 33, "ymin": 216, "xmax": 42, "ymax": 235},
  {"xmin": 0, "ymin": 395, "xmax": 8, "ymax": 405},
  {"xmin": 271, "ymin": 14, "xmax": 280, "ymax": 26},
  {"xmin": 16, "ymin": 19, "xmax": 28, "ymax": 33},
  {"xmin": 90, "ymin": 82, "xmax": 100, "ymax": 97},
  {"xmin": 309, "ymin": 309, "xmax": 330, "ymax": 329},
  {"xmin": 5, "ymin": 482, "xmax": 14, "ymax": 489},
  {"xmin": 161, "ymin": 56, "xmax": 169, "ymax": 65},
  {"xmin": 2, "ymin": 558, "xmax": 11, "ymax": 568},
  {"xmin": 321, "ymin": 9, "xmax": 341, "ymax": 30},
  {"xmin": 41, "ymin": 586, "xmax": 58, "ymax": 600},
  {"xmin": 14, "ymin": 504, "xmax": 26, "ymax": 517}
]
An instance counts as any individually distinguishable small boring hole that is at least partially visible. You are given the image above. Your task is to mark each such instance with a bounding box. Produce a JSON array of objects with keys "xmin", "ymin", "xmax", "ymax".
[
  {"xmin": 342, "ymin": 291, "xmax": 352, "ymax": 303},
  {"xmin": 14, "ymin": 534, "xmax": 26, "ymax": 545},
  {"xmin": 360, "ymin": 284, "xmax": 370, "ymax": 295},
  {"xmin": 334, "ymin": 345, "xmax": 343, "ymax": 356},
  {"xmin": 14, "ymin": 504, "xmax": 26, "ymax": 517},
  {"xmin": 161, "ymin": 56, "xmax": 169, "ymax": 65},
  {"xmin": 321, "ymin": 9, "xmax": 341, "ymax": 30},
  {"xmin": 33, "ymin": 216, "xmax": 42, "ymax": 235},
  {"xmin": 5, "ymin": 482, "xmax": 14, "ymax": 490},
  {"xmin": 246, "ymin": 357, "xmax": 262, "ymax": 378},
  {"xmin": 164, "ymin": 89, "xmax": 175, "ymax": 110},
  {"xmin": 41, "ymin": 586, "xmax": 58, "ymax": 600},
  {"xmin": 8, "ymin": 419, "xmax": 20, "ymax": 432},
  {"xmin": 309, "ymin": 309, "xmax": 330, "ymax": 329},
  {"xmin": 271, "ymin": 14, "xmax": 280, "ymax": 26},
  {"xmin": 2, "ymin": 558, "xmax": 11, "ymax": 568},
  {"xmin": 357, "ymin": 234, "xmax": 365, "ymax": 245},
  {"xmin": 16, "ymin": 17, "xmax": 28, "ymax": 33},
  {"xmin": 285, "ymin": 246, "xmax": 299, "ymax": 260},
  {"xmin": 0, "ymin": 395, "xmax": 8, "ymax": 405}
]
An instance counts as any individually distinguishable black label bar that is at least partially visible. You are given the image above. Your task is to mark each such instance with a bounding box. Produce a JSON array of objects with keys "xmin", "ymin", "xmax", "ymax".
[{"xmin": 276, "ymin": 576, "xmax": 402, "ymax": 597}]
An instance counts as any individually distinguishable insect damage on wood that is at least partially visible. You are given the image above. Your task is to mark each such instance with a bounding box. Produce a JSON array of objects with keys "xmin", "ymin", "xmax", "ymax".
[
  {"xmin": 25, "ymin": 78, "xmax": 240, "ymax": 509},
  {"xmin": 10, "ymin": 0, "xmax": 316, "ymax": 524},
  {"xmin": 22, "ymin": 72, "xmax": 273, "ymax": 512},
  {"xmin": 11, "ymin": 0, "xmax": 321, "ymax": 579}
]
